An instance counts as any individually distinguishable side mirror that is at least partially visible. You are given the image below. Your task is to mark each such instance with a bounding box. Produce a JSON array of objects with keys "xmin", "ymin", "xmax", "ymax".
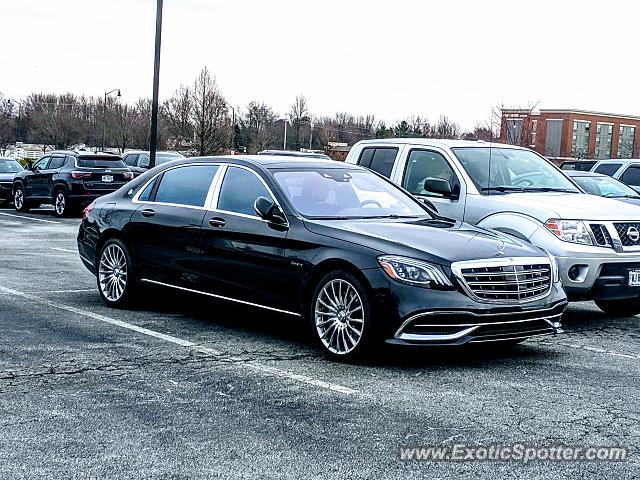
[
  {"xmin": 26, "ymin": 163, "xmax": 33, "ymax": 171},
  {"xmin": 254, "ymin": 196, "xmax": 287, "ymax": 225},
  {"xmin": 423, "ymin": 177, "xmax": 457, "ymax": 199}
]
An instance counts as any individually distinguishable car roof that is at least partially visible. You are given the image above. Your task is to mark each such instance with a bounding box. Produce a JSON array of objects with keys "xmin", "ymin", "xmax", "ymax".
[
  {"xmin": 123, "ymin": 150, "xmax": 183, "ymax": 155},
  {"xmin": 354, "ymin": 138, "xmax": 527, "ymax": 150},
  {"xmin": 167, "ymin": 154, "xmax": 353, "ymax": 170},
  {"xmin": 565, "ymin": 171, "xmax": 607, "ymax": 177},
  {"xmin": 593, "ymin": 159, "xmax": 640, "ymax": 165}
]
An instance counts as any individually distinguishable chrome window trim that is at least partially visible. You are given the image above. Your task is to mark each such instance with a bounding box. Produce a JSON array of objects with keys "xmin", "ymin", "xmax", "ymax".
[
  {"xmin": 139, "ymin": 278, "xmax": 301, "ymax": 317},
  {"xmin": 131, "ymin": 162, "xmax": 222, "ymax": 211},
  {"xmin": 451, "ymin": 257, "xmax": 553, "ymax": 304}
]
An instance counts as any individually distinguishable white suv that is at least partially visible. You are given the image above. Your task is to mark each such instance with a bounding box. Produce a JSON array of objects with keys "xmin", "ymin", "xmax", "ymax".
[{"xmin": 346, "ymin": 138, "xmax": 640, "ymax": 315}]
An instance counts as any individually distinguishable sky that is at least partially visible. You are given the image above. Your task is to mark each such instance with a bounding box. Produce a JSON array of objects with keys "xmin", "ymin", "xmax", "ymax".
[{"xmin": 2, "ymin": 0, "xmax": 639, "ymax": 130}]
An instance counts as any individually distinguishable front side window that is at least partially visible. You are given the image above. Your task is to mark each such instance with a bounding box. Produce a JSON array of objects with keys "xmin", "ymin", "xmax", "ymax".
[
  {"xmin": 621, "ymin": 166, "xmax": 640, "ymax": 187},
  {"xmin": 273, "ymin": 168, "xmax": 429, "ymax": 219},
  {"xmin": 217, "ymin": 166, "xmax": 271, "ymax": 216},
  {"xmin": 452, "ymin": 147, "xmax": 579, "ymax": 193},
  {"xmin": 33, "ymin": 157, "xmax": 50, "ymax": 172},
  {"xmin": 153, "ymin": 165, "xmax": 219, "ymax": 207},
  {"xmin": 593, "ymin": 163, "xmax": 622, "ymax": 176},
  {"xmin": 403, "ymin": 149, "xmax": 458, "ymax": 198}
]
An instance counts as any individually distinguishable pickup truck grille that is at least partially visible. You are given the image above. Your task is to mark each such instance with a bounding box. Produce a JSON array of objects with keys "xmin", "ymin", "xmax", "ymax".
[
  {"xmin": 613, "ymin": 223, "xmax": 640, "ymax": 247},
  {"xmin": 590, "ymin": 224, "xmax": 612, "ymax": 247},
  {"xmin": 454, "ymin": 260, "xmax": 552, "ymax": 303}
]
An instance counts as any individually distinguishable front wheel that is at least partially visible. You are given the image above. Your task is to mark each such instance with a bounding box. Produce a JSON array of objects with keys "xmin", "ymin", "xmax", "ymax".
[
  {"xmin": 309, "ymin": 270, "xmax": 377, "ymax": 361},
  {"xmin": 97, "ymin": 239, "xmax": 136, "ymax": 308},
  {"xmin": 13, "ymin": 185, "xmax": 29, "ymax": 212},
  {"xmin": 595, "ymin": 298, "xmax": 640, "ymax": 317}
]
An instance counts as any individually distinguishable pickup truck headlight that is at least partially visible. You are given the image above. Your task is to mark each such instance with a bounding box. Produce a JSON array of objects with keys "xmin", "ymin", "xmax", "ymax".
[
  {"xmin": 378, "ymin": 255, "xmax": 452, "ymax": 287},
  {"xmin": 544, "ymin": 219, "xmax": 593, "ymax": 246}
]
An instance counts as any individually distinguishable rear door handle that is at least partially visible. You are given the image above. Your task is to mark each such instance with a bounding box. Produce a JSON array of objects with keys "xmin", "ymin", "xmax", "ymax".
[
  {"xmin": 141, "ymin": 209, "xmax": 155, "ymax": 218},
  {"xmin": 208, "ymin": 217, "xmax": 226, "ymax": 228}
]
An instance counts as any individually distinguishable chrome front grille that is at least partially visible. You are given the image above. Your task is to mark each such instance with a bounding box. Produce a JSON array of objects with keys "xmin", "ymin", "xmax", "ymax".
[
  {"xmin": 613, "ymin": 222, "xmax": 640, "ymax": 247},
  {"xmin": 452, "ymin": 258, "xmax": 552, "ymax": 303},
  {"xmin": 590, "ymin": 224, "xmax": 612, "ymax": 247}
]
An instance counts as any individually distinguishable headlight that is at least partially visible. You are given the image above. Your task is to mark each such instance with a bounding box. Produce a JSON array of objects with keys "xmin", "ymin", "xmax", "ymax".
[
  {"xmin": 548, "ymin": 254, "xmax": 560, "ymax": 283},
  {"xmin": 378, "ymin": 255, "xmax": 452, "ymax": 287},
  {"xmin": 544, "ymin": 219, "xmax": 593, "ymax": 245}
]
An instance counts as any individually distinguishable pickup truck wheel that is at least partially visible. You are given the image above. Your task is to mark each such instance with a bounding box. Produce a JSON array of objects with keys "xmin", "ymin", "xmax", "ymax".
[{"xmin": 594, "ymin": 298, "xmax": 640, "ymax": 317}]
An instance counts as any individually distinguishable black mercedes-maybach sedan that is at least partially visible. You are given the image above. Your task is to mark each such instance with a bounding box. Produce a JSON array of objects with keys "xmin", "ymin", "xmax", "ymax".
[{"xmin": 77, "ymin": 155, "xmax": 566, "ymax": 360}]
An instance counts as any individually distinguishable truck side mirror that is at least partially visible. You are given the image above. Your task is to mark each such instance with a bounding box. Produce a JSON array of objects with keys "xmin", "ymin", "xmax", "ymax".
[{"xmin": 423, "ymin": 177, "xmax": 456, "ymax": 199}]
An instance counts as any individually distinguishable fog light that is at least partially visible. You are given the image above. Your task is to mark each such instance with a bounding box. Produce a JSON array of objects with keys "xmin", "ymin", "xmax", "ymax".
[
  {"xmin": 568, "ymin": 264, "xmax": 588, "ymax": 282},
  {"xmin": 568, "ymin": 266, "xmax": 580, "ymax": 281}
]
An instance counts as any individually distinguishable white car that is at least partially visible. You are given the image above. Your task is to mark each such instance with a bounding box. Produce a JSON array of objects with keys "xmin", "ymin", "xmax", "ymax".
[
  {"xmin": 346, "ymin": 139, "xmax": 640, "ymax": 315},
  {"xmin": 591, "ymin": 159, "xmax": 640, "ymax": 193}
]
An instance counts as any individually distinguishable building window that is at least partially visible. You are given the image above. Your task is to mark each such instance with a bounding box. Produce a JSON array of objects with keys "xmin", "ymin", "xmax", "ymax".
[
  {"xmin": 505, "ymin": 119, "xmax": 523, "ymax": 145},
  {"xmin": 618, "ymin": 125, "xmax": 635, "ymax": 159},
  {"xmin": 571, "ymin": 121, "xmax": 590, "ymax": 158},
  {"xmin": 595, "ymin": 123, "xmax": 613, "ymax": 159},
  {"xmin": 530, "ymin": 120, "xmax": 538, "ymax": 146}
]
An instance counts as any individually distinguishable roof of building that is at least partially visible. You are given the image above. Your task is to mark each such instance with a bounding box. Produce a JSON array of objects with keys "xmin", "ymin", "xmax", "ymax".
[{"xmin": 355, "ymin": 138, "xmax": 525, "ymax": 149}]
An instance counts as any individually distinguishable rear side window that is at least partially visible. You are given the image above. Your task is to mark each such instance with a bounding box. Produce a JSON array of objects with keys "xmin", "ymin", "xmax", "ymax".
[
  {"xmin": 593, "ymin": 163, "xmax": 622, "ymax": 176},
  {"xmin": 621, "ymin": 166, "xmax": 640, "ymax": 186},
  {"xmin": 124, "ymin": 154, "xmax": 138, "ymax": 167},
  {"xmin": 357, "ymin": 147, "xmax": 398, "ymax": 178},
  {"xmin": 153, "ymin": 165, "xmax": 219, "ymax": 207},
  {"xmin": 217, "ymin": 166, "xmax": 271, "ymax": 216},
  {"xmin": 77, "ymin": 157, "xmax": 127, "ymax": 169},
  {"xmin": 48, "ymin": 156, "xmax": 66, "ymax": 169}
]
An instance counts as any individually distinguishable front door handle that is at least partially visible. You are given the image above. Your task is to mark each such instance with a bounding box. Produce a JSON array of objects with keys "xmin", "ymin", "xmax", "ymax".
[
  {"xmin": 208, "ymin": 217, "xmax": 226, "ymax": 228},
  {"xmin": 141, "ymin": 209, "xmax": 155, "ymax": 218}
]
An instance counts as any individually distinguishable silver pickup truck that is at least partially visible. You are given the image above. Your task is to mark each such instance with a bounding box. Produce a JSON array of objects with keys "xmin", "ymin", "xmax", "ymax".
[{"xmin": 346, "ymin": 139, "xmax": 640, "ymax": 315}]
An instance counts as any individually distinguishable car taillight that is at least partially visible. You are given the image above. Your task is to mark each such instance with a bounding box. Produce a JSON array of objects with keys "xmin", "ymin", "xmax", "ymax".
[
  {"xmin": 123, "ymin": 171, "xmax": 134, "ymax": 180},
  {"xmin": 82, "ymin": 201, "xmax": 96, "ymax": 220},
  {"xmin": 71, "ymin": 171, "xmax": 92, "ymax": 179}
]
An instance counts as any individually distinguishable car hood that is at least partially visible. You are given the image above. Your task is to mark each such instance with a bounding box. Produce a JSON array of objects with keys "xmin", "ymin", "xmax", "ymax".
[
  {"xmin": 0, "ymin": 173, "xmax": 17, "ymax": 182},
  {"xmin": 304, "ymin": 218, "xmax": 546, "ymax": 265},
  {"xmin": 484, "ymin": 192, "xmax": 640, "ymax": 221}
]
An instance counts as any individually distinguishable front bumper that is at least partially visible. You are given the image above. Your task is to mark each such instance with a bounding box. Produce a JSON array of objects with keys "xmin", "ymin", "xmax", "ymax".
[{"xmin": 361, "ymin": 268, "xmax": 567, "ymax": 346}]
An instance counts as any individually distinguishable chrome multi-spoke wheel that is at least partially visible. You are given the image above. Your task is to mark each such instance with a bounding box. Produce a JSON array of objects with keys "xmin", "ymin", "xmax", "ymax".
[
  {"xmin": 314, "ymin": 278, "xmax": 365, "ymax": 355},
  {"xmin": 99, "ymin": 243, "xmax": 128, "ymax": 303},
  {"xmin": 14, "ymin": 187, "xmax": 25, "ymax": 211},
  {"xmin": 54, "ymin": 191, "xmax": 66, "ymax": 216}
]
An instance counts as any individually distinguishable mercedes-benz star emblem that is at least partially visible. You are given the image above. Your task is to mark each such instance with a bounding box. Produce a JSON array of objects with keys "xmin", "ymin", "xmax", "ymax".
[
  {"xmin": 627, "ymin": 226, "xmax": 640, "ymax": 242},
  {"xmin": 496, "ymin": 240, "xmax": 506, "ymax": 255}
]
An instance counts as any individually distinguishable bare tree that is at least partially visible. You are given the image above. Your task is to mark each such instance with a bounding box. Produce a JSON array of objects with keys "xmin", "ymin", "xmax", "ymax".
[
  {"xmin": 433, "ymin": 115, "xmax": 462, "ymax": 139},
  {"xmin": 240, "ymin": 100, "xmax": 277, "ymax": 152},
  {"xmin": 0, "ymin": 95, "xmax": 16, "ymax": 155},
  {"xmin": 288, "ymin": 94, "xmax": 310, "ymax": 150},
  {"xmin": 162, "ymin": 85, "xmax": 193, "ymax": 147},
  {"xmin": 191, "ymin": 67, "xmax": 229, "ymax": 155},
  {"xmin": 494, "ymin": 102, "xmax": 539, "ymax": 147}
]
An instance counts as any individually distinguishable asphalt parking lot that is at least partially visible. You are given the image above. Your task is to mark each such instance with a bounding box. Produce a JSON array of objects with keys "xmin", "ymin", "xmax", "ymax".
[{"xmin": 0, "ymin": 206, "xmax": 638, "ymax": 479}]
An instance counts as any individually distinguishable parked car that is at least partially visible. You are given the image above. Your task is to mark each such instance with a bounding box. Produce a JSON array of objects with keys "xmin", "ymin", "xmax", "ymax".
[
  {"xmin": 0, "ymin": 157, "xmax": 24, "ymax": 206},
  {"xmin": 78, "ymin": 155, "xmax": 566, "ymax": 360},
  {"xmin": 565, "ymin": 171, "xmax": 640, "ymax": 206},
  {"xmin": 258, "ymin": 149, "xmax": 332, "ymax": 160},
  {"xmin": 560, "ymin": 160, "xmax": 597, "ymax": 171},
  {"xmin": 13, "ymin": 150, "xmax": 133, "ymax": 217},
  {"xmin": 590, "ymin": 159, "xmax": 640, "ymax": 193},
  {"xmin": 346, "ymin": 139, "xmax": 640, "ymax": 315},
  {"xmin": 122, "ymin": 150, "xmax": 186, "ymax": 177}
]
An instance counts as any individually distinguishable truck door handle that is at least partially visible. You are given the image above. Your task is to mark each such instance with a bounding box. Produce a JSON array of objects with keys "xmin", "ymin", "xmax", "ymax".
[
  {"xmin": 208, "ymin": 217, "xmax": 226, "ymax": 228},
  {"xmin": 141, "ymin": 209, "xmax": 155, "ymax": 218}
]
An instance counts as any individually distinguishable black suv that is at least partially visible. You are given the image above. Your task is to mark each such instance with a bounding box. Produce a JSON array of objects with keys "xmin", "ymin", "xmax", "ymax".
[
  {"xmin": 13, "ymin": 150, "xmax": 133, "ymax": 217},
  {"xmin": 122, "ymin": 150, "xmax": 185, "ymax": 177}
]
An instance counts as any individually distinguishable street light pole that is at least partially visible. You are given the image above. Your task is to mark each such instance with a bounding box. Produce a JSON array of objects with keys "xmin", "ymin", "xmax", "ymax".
[
  {"xmin": 102, "ymin": 88, "xmax": 121, "ymax": 152},
  {"xmin": 149, "ymin": 0, "xmax": 164, "ymax": 168},
  {"xmin": 283, "ymin": 120, "xmax": 287, "ymax": 150}
]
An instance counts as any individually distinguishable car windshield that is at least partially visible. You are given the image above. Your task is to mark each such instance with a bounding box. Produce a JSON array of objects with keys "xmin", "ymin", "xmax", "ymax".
[
  {"xmin": 453, "ymin": 147, "xmax": 580, "ymax": 194},
  {"xmin": 0, "ymin": 159, "xmax": 23, "ymax": 173},
  {"xmin": 273, "ymin": 168, "xmax": 430, "ymax": 219},
  {"xmin": 572, "ymin": 175, "xmax": 640, "ymax": 198}
]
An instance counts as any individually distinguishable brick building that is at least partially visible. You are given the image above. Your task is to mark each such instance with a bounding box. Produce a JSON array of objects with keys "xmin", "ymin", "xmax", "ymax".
[{"xmin": 499, "ymin": 109, "xmax": 640, "ymax": 160}]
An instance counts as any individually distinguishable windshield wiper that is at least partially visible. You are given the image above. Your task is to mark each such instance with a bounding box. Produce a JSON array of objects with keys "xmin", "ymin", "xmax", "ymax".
[
  {"xmin": 481, "ymin": 186, "xmax": 525, "ymax": 193},
  {"xmin": 604, "ymin": 194, "xmax": 640, "ymax": 199},
  {"xmin": 521, "ymin": 187, "xmax": 576, "ymax": 193}
]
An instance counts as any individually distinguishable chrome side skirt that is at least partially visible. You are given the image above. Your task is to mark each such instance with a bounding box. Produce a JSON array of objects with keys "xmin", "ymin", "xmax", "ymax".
[{"xmin": 139, "ymin": 278, "xmax": 302, "ymax": 317}]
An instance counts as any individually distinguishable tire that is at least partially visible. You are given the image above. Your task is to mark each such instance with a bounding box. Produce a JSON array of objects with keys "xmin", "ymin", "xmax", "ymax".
[
  {"xmin": 595, "ymin": 298, "xmax": 640, "ymax": 317},
  {"xmin": 13, "ymin": 185, "xmax": 29, "ymax": 212},
  {"xmin": 309, "ymin": 269, "xmax": 378, "ymax": 362},
  {"xmin": 53, "ymin": 188, "xmax": 71, "ymax": 217},
  {"xmin": 97, "ymin": 238, "xmax": 136, "ymax": 308}
]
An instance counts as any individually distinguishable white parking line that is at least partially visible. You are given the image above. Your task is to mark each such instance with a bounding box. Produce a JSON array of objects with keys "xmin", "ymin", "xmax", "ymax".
[
  {"xmin": 536, "ymin": 340, "xmax": 639, "ymax": 360},
  {"xmin": 0, "ymin": 212, "xmax": 61, "ymax": 224},
  {"xmin": 0, "ymin": 284, "xmax": 358, "ymax": 395}
]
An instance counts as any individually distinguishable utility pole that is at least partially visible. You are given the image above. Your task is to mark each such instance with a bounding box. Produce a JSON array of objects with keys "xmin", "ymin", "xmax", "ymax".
[
  {"xmin": 149, "ymin": 0, "xmax": 163, "ymax": 168},
  {"xmin": 283, "ymin": 121, "xmax": 287, "ymax": 150}
]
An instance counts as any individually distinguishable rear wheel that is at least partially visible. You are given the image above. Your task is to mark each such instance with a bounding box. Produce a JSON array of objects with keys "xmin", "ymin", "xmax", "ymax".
[
  {"xmin": 309, "ymin": 270, "xmax": 377, "ymax": 361},
  {"xmin": 13, "ymin": 185, "xmax": 29, "ymax": 212},
  {"xmin": 97, "ymin": 239, "xmax": 136, "ymax": 308},
  {"xmin": 595, "ymin": 298, "xmax": 640, "ymax": 316},
  {"xmin": 53, "ymin": 189, "xmax": 71, "ymax": 217}
]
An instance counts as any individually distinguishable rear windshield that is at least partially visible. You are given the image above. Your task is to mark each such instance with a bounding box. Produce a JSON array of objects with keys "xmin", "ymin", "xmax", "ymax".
[{"xmin": 77, "ymin": 157, "xmax": 127, "ymax": 168}]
